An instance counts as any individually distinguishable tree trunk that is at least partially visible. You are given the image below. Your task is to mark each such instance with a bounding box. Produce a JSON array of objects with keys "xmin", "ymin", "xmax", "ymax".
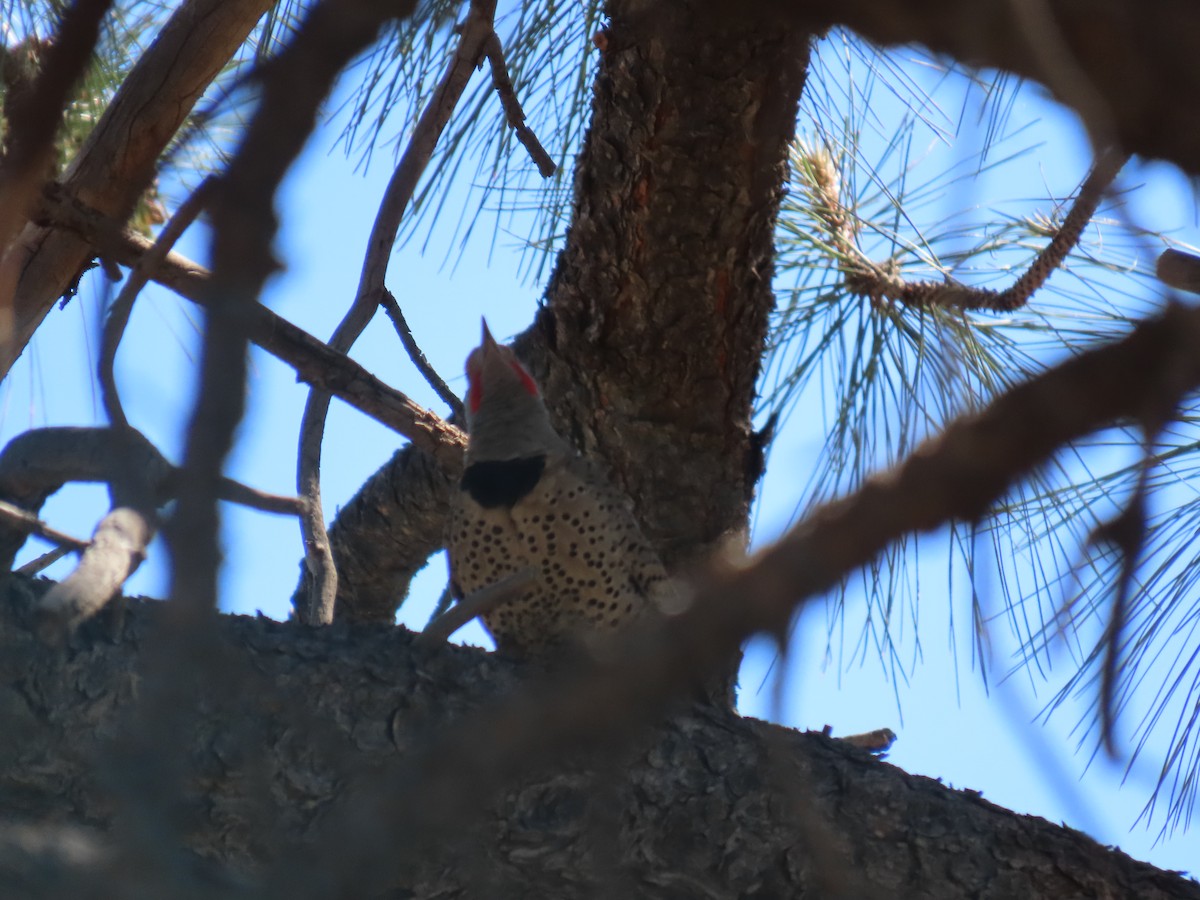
[{"xmin": 0, "ymin": 578, "xmax": 1195, "ymax": 899}]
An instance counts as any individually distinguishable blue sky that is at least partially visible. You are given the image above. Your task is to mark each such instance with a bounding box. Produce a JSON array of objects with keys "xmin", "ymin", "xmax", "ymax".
[{"xmin": 2, "ymin": 28, "xmax": 1197, "ymax": 876}]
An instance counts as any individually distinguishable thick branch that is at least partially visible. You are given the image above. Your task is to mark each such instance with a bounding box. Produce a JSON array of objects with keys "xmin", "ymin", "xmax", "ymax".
[{"xmin": 0, "ymin": 577, "xmax": 1195, "ymax": 899}]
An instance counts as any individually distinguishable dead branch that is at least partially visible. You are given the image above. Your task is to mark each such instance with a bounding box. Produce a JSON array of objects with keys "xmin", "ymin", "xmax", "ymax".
[
  {"xmin": 178, "ymin": 0, "xmax": 421, "ymax": 623},
  {"xmin": 0, "ymin": 0, "xmax": 274, "ymax": 379},
  {"xmin": 0, "ymin": 426, "xmax": 301, "ymax": 633},
  {"xmin": 0, "ymin": 499, "xmax": 89, "ymax": 553},
  {"xmin": 316, "ymin": 438, "xmax": 456, "ymax": 622},
  {"xmin": 482, "ymin": 30, "xmax": 556, "ymax": 177},
  {"xmin": 35, "ymin": 186, "xmax": 467, "ymax": 465},
  {"xmin": 0, "ymin": 427, "xmax": 171, "ymax": 572},
  {"xmin": 271, "ymin": 300, "xmax": 1200, "ymax": 895},
  {"xmin": 295, "ymin": 0, "xmax": 493, "ymax": 625},
  {"xmin": 0, "ymin": 427, "xmax": 167, "ymax": 636},
  {"xmin": 216, "ymin": 478, "xmax": 304, "ymax": 516},
  {"xmin": 100, "ymin": 178, "xmax": 213, "ymax": 429},
  {"xmin": 35, "ymin": 507, "xmax": 153, "ymax": 644},
  {"xmin": 378, "ymin": 288, "xmax": 462, "ymax": 417},
  {"xmin": 14, "ymin": 544, "xmax": 73, "ymax": 576}
]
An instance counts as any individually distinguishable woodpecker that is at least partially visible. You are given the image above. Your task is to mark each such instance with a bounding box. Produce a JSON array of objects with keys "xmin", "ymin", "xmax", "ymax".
[{"xmin": 447, "ymin": 322, "xmax": 671, "ymax": 654}]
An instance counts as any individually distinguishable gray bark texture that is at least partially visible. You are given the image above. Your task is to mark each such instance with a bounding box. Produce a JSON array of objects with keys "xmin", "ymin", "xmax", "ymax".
[{"xmin": 1, "ymin": 576, "xmax": 1196, "ymax": 900}]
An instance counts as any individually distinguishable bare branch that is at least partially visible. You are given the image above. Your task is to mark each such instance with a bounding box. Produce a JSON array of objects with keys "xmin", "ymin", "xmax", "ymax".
[
  {"xmin": 36, "ymin": 506, "xmax": 154, "ymax": 643},
  {"xmin": 216, "ymin": 478, "xmax": 304, "ymax": 516},
  {"xmin": 378, "ymin": 288, "xmax": 462, "ymax": 417},
  {"xmin": 417, "ymin": 566, "xmax": 536, "ymax": 646},
  {"xmin": 0, "ymin": 498, "xmax": 89, "ymax": 552},
  {"xmin": 15, "ymin": 544, "xmax": 73, "ymax": 576},
  {"xmin": 482, "ymin": 30, "xmax": 556, "ymax": 178},
  {"xmin": 100, "ymin": 178, "xmax": 213, "ymax": 429},
  {"xmin": 0, "ymin": 426, "xmax": 171, "ymax": 572},
  {"xmin": 0, "ymin": 423, "xmax": 295, "ymax": 632},
  {"xmin": 295, "ymin": 0, "xmax": 492, "ymax": 625},
  {"xmin": 175, "ymin": 0, "xmax": 418, "ymax": 618},
  {"xmin": 36, "ymin": 185, "xmax": 466, "ymax": 464}
]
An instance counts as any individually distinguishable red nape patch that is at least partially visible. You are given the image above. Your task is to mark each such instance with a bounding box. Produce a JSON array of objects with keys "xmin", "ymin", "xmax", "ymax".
[
  {"xmin": 468, "ymin": 376, "xmax": 484, "ymax": 413},
  {"xmin": 511, "ymin": 361, "xmax": 539, "ymax": 397}
]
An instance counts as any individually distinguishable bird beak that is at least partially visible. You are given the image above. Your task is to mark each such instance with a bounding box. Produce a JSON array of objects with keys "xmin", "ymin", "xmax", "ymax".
[{"xmin": 481, "ymin": 319, "xmax": 498, "ymax": 350}]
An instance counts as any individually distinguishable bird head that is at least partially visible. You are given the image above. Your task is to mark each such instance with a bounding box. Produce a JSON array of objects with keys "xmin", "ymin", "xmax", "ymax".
[
  {"xmin": 462, "ymin": 320, "xmax": 565, "ymax": 462},
  {"xmin": 465, "ymin": 321, "xmax": 540, "ymax": 416}
]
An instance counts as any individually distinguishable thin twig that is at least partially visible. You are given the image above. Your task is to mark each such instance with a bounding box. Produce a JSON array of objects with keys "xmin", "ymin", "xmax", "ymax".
[
  {"xmin": 482, "ymin": 31, "xmax": 556, "ymax": 178},
  {"xmin": 426, "ymin": 581, "xmax": 455, "ymax": 627},
  {"xmin": 417, "ymin": 566, "xmax": 536, "ymax": 646},
  {"xmin": 296, "ymin": 0, "xmax": 495, "ymax": 625},
  {"xmin": 378, "ymin": 288, "xmax": 463, "ymax": 417},
  {"xmin": 216, "ymin": 477, "xmax": 304, "ymax": 515},
  {"xmin": 15, "ymin": 544, "xmax": 74, "ymax": 576},
  {"xmin": 100, "ymin": 177, "xmax": 213, "ymax": 428},
  {"xmin": 0, "ymin": 498, "xmax": 90, "ymax": 551}
]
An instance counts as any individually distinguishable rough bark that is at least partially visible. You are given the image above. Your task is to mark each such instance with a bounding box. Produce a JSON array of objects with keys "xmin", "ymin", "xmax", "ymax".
[
  {"xmin": 320, "ymin": 440, "xmax": 456, "ymax": 623},
  {"xmin": 539, "ymin": 3, "xmax": 808, "ymax": 566},
  {"xmin": 0, "ymin": 577, "xmax": 1195, "ymax": 899}
]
